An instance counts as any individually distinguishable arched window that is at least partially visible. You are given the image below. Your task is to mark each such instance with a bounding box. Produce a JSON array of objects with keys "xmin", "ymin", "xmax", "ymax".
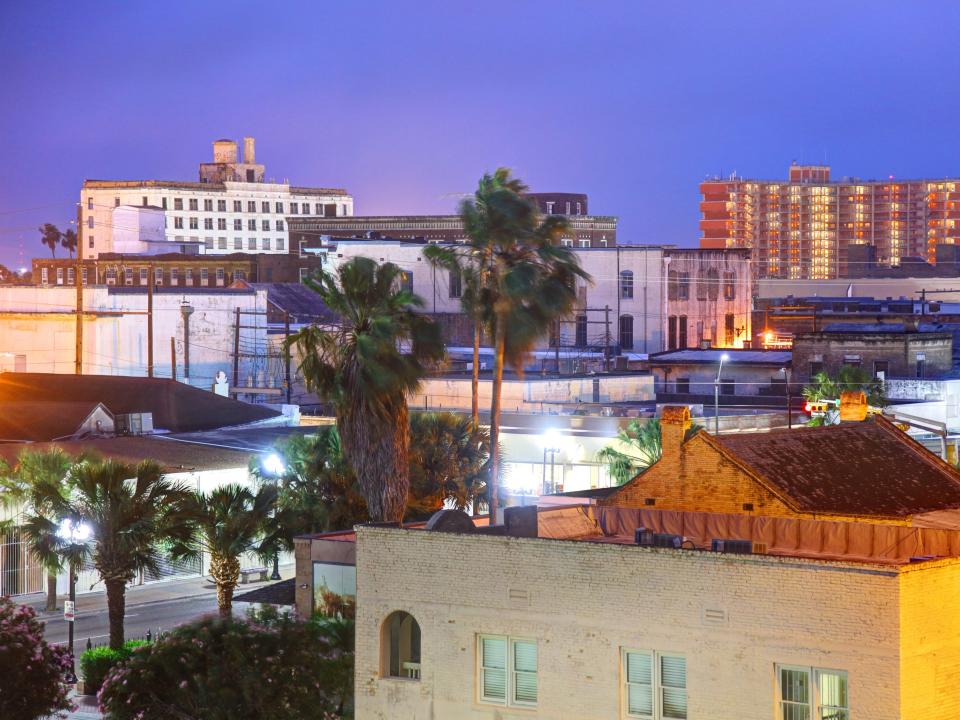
[
  {"xmin": 619, "ymin": 270, "xmax": 634, "ymax": 299},
  {"xmin": 619, "ymin": 315, "xmax": 634, "ymax": 350},
  {"xmin": 381, "ymin": 611, "xmax": 421, "ymax": 680}
]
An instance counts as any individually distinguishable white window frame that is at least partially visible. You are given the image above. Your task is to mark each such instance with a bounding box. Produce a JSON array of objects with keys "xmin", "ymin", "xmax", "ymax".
[
  {"xmin": 775, "ymin": 665, "xmax": 848, "ymax": 720},
  {"xmin": 477, "ymin": 634, "xmax": 537, "ymax": 708},
  {"xmin": 621, "ymin": 649, "xmax": 687, "ymax": 720}
]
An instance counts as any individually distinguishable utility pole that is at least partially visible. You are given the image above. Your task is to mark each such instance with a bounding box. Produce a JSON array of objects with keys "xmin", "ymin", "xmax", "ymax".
[
  {"xmin": 170, "ymin": 337, "xmax": 177, "ymax": 382},
  {"xmin": 75, "ymin": 203, "xmax": 83, "ymax": 375},
  {"xmin": 284, "ymin": 310, "xmax": 292, "ymax": 404},
  {"xmin": 604, "ymin": 305, "xmax": 611, "ymax": 371},
  {"xmin": 233, "ymin": 307, "xmax": 241, "ymax": 387},
  {"xmin": 146, "ymin": 264, "xmax": 154, "ymax": 377}
]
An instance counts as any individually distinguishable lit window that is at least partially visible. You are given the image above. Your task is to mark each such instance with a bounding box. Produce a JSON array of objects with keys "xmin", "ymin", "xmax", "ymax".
[
  {"xmin": 623, "ymin": 650, "xmax": 686, "ymax": 720},
  {"xmin": 478, "ymin": 635, "xmax": 537, "ymax": 707},
  {"xmin": 776, "ymin": 666, "xmax": 847, "ymax": 720},
  {"xmin": 381, "ymin": 612, "xmax": 421, "ymax": 680}
]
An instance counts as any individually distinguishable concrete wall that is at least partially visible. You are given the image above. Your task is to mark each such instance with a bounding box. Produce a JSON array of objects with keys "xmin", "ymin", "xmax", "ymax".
[
  {"xmin": 354, "ymin": 525, "xmax": 905, "ymax": 719},
  {"xmin": 0, "ymin": 286, "xmax": 270, "ymax": 390},
  {"xmin": 792, "ymin": 332, "xmax": 953, "ymax": 383}
]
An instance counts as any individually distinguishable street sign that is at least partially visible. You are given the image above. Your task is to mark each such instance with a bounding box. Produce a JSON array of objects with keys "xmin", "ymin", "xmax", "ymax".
[{"xmin": 64, "ymin": 600, "xmax": 75, "ymax": 622}]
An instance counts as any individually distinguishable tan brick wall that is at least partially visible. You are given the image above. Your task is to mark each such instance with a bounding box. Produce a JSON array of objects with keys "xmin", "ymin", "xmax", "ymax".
[
  {"xmin": 601, "ymin": 433, "xmax": 911, "ymax": 525},
  {"xmin": 900, "ymin": 558, "xmax": 960, "ymax": 719},
  {"xmin": 355, "ymin": 526, "xmax": 905, "ymax": 719}
]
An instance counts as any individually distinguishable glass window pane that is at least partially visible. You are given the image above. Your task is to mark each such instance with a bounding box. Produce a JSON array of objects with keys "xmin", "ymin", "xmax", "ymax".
[
  {"xmin": 819, "ymin": 710, "xmax": 848, "ymax": 720},
  {"xmin": 783, "ymin": 705, "xmax": 811, "ymax": 720},
  {"xmin": 780, "ymin": 668, "xmax": 810, "ymax": 703},
  {"xmin": 482, "ymin": 668, "xmax": 506, "ymax": 701},
  {"xmin": 513, "ymin": 641, "xmax": 537, "ymax": 673},
  {"xmin": 627, "ymin": 652, "xmax": 652, "ymax": 684},
  {"xmin": 817, "ymin": 670, "xmax": 848, "ymax": 709},
  {"xmin": 661, "ymin": 656, "xmax": 686, "ymax": 688},
  {"xmin": 662, "ymin": 687, "xmax": 688, "ymax": 719},
  {"xmin": 482, "ymin": 637, "xmax": 506, "ymax": 669},
  {"xmin": 627, "ymin": 684, "xmax": 653, "ymax": 716},
  {"xmin": 514, "ymin": 671, "xmax": 537, "ymax": 704}
]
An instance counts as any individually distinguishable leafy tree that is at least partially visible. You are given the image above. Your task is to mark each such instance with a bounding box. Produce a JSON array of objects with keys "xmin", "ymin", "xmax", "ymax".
[
  {"xmin": 596, "ymin": 419, "xmax": 702, "ymax": 485},
  {"xmin": 407, "ymin": 411, "xmax": 489, "ymax": 518},
  {"xmin": 24, "ymin": 458, "xmax": 192, "ymax": 650},
  {"xmin": 0, "ymin": 448, "xmax": 74, "ymax": 610},
  {"xmin": 453, "ymin": 169, "xmax": 589, "ymax": 519},
  {"xmin": 802, "ymin": 366, "xmax": 886, "ymax": 426},
  {"xmin": 99, "ymin": 615, "xmax": 352, "ymax": 720},
  {"xmin": 39, "ymin": 223, "xmax": 61, "ymax": 258},
  {"xmin": 61, "ymin": 228, "xmax": 78, "ymax": 259},
  {"xmin": 0, "ymin": 596, "xmax": 74, "ymax": 720},
  {"xmin": 169, "ymin": 484, "xmax": 277, "ymax": 618},
  {"xmin": 286, "ymin": 257, "xmax": 444, "ymax": 522}
]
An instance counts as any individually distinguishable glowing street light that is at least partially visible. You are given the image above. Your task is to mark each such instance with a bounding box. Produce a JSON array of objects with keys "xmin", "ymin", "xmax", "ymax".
[
  {"xmin": 260, "ymin": 453, "xmax": 286, "ymax": 580},
  {"xmin": 541, "ymin": 429, "xmax": 562, "ymax": 495}
]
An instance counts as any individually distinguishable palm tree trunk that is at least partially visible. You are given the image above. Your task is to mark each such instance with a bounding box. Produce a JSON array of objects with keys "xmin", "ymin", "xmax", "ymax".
[
  {"xmin": 471, "ymin": 319, "xmax": 481, "ymax": 428},
  {"xmin": 210, "ymin": 552, "xmax": 240, "ymax": 619},
  {"xmin": 488, "ymin": 329, "xmax": 506, "ymax": 523},
  {"xmin": 105, "ymin": 578, "xmax": 126, "ymax": 650},
  {"xmin": 45, "ymin": 572, "xmax": 57, "ymax": 611}
]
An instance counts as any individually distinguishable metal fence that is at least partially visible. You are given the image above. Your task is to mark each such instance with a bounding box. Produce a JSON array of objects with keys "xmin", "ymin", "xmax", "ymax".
[{"xmin": 0, "ymin": 528, "xmax": 45, "ymax": 596}]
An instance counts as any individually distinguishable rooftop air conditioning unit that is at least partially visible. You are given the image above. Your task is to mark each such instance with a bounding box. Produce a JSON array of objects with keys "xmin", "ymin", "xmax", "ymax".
[
  {"xmin": 114, "ymin": 412, "xmax": 154, "ymax": 436},
  {"xmin": 635, "ymin": 529, "xmax": 683, "ymax": 549},
  {"xmin": 711, "ymin": 539, "xmax": 754, "ymax": 554}
]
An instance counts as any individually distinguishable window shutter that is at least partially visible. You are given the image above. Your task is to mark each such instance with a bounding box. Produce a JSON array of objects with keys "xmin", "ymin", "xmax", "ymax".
[
  {"xmin": 660, "ymin": 655, "xmax": 687, "ymax": 719},
  {"xmin": 625, "ymin": 652, "xmax": 653, "ymax": 717},
  {"xmin": 512, "ymin": 640, "xmax": 537, "ymax": 704},
  {"xmin": 481, "ymin": 637, "xmax": 506, "ymax": 701}
]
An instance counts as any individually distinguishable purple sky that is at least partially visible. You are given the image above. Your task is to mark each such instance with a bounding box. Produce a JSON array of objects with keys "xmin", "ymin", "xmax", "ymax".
[{"xmin": 2, "ymin": 1, "xmax": 960, "ymax": 268}]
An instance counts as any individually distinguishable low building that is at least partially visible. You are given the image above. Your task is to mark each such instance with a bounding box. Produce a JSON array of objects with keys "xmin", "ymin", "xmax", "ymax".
[
  {"xmin": 647, "ymin": 348, "xmax": 792, "ymax": 407},
  {"xmin": 600, "ymin": 406, "xmax": 960, "ymax": 526},
  {"xmin": 351, "ymin": 504, "xmax": 960, "ymax": 719},
  {"xmin": 791, "ymin": 325, "xmax": 953, "ymax": 383}
]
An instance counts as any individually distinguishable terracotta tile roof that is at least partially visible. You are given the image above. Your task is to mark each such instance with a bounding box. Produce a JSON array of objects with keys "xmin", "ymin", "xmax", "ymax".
[{"xmin": 710, "ymin": 418, "xmax": 960, "ymax": 517}]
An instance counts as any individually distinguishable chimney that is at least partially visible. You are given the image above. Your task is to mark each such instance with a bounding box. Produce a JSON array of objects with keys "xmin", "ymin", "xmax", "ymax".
[
  {"xmin": 243, "ymin": 137, "xmax": 255, "ymax": 164},
  {"xmin": 660, "ymin": 406, "xmax": 692, "ymax": 456},
  {"xmin": 839, "ymin": 390, "xmax": 868, "ymax": 422}
]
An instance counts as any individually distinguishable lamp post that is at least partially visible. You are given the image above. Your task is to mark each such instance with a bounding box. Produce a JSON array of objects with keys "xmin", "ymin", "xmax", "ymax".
[
  {"xmin": 781, "ymin": 366, "xmax": 793, "ymax": 429},
  {"xmin": 262, "ymin": 453, "xmax": 285, "ymax": 580},
  {"xmin": 541, "ymin": 429, "xmax": 562, "ymax": 495},
  {"xmin": 714, "ymin": 353, "xmax": 730, "ymax": 435},
  {"xmin": 57, "ymin": 518, "xmax": 91, "ymax": 685}
]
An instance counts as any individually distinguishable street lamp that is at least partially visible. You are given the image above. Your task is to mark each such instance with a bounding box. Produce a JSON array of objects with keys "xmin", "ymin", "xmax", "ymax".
[
  {"xmin": 261, "ymin": 453, "xmax": 285, "ymax": 580},
  {"xmin": 714, "ymin": 353, "xmax": 730, "ymax": 435},
  {"xmin": 541, "ymin": 429, "xmax": 562, "ymax": 495},
  {"xmin": 781, "ymin": 366, "xmax": 793, "ymax": 429},
  {"xmin": 57, "ymin": 518, "xmax": 91, "ymax": 684}
]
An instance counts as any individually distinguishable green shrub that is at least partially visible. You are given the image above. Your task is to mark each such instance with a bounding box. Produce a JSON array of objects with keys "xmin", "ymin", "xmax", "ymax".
[{"xmin": 79, "ymin": 640, "xmax": 147, "ymax": 694}]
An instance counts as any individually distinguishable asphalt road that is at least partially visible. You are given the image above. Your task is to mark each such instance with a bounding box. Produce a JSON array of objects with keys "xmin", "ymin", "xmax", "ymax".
[{"xmin": 42, "ymin": 594, "xmax": 220, "ymax": 647}]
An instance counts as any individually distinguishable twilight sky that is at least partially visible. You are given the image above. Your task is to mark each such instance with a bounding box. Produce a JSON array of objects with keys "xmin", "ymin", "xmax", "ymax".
[{"xmin": 2, "ymin": 1, "xmax": 960, "ymax": 268}]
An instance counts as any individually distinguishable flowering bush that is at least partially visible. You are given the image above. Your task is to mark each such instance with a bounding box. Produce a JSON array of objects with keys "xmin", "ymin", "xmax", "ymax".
[
  {"xmin": 0, "ymin": 595, "xmax": 74, "ymax": 719},
  {"xmin": 99, "ymin": 614, "xmax": 353, "ymax": 719}
]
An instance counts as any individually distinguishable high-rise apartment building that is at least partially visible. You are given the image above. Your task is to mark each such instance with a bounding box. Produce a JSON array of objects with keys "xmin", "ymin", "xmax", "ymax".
[
  {"xmin": 80, "ymin": 137, "xmax": 352, "ymax": 259},
  {"xmin": 700, "ymin": 162, "xmax": 960, "ymax": 279}
]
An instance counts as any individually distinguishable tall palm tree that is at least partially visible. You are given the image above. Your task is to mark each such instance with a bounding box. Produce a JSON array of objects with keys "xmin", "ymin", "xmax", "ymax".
[
  {"xmin": 169, "ymin": 484, "xmax": 277, "ymax": 618},
  {"xmin": 286, "ymin": 257, "xmax": 445, "ymax": 522},
  {"xmin": 596, "ymin": 419, "xmax": 702, "ymax": 485},
  {"xmin": 0, "ymin": 449, "xmax": 75, "ymax": 610},
  {"xmin": 25, "ymin": 458, "xmax": 192, "ymax": 649},
  {"xmin": 39, "ymin": 223, "xmax": 61, "ymax": 259},
  {"xmin": 407, "ymin": 411, "xmax": 490, "ymax": 518},
  {"xmin": 61, "ymin": 228, "xmax": 78, "ymax": 259}
]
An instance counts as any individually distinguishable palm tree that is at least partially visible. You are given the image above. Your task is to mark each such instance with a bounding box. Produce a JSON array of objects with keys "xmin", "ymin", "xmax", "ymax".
[
  {"xmin": 0, "ymin": 449, "xmax": 75, "ymax": 610},
  {"xmin": 802, "ymin": 365, "xmax": 886, "ymax": 425},
  {"xmin": 169, "ymin": 484, "xmax": 277, "ymax": 618},
  {"xmin": 407, "ymin": 412, "xmax": 490, "ymax": 518},
  {"xmin": 25, "ymin": 458, "xmax": 192, "ymax": 649},
  {"xmin": 61, "ymin": 228, "xmax": 78, "ymax": 259},
  {"xmin": 286, "ymin": 257, "xmax": 445, "ymax": 522},
  {"xmin": 596, "ymin": 419, "xmax": 702, "ymax": 484},
  {"xmin": 39, "ymin": 223, "xmax": 61, "ymax": 258}
]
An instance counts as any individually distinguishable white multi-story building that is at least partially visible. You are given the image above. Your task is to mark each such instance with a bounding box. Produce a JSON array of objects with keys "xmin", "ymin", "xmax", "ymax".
[{"xmin": 80, "ymin": 137, "xmax": 353, "ymax": 258}]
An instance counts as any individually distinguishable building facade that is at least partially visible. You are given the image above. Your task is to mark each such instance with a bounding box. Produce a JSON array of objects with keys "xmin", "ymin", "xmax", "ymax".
[
  {"xmin": 701, "ymin": 162, "xmax": 960, "ymax": 279},
  {"xmin": 324, "ymin": 241, "xmax": 751, "ymax": 354},
  {"xmin": 80, "ymin": 137, "xmax": 352, "ymax": 258}
]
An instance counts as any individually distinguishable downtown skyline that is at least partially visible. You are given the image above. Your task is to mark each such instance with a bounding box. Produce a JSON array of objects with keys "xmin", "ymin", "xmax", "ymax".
[{"xmin": 3, "ymin": 1, "xmax": 960, "ymax": 268}]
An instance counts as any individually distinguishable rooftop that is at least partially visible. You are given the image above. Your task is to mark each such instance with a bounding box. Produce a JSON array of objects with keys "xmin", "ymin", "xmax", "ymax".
[
  {"xmin": 0, "ymin": 401, "xmax": 107, "ymax": 442},
  {"xmin": 648, "ymin": 349, "xmax": 792, "ymax": 365},
  {"xmin": 83, "ymin": 179, "xmax": 349, "ymax": 196}
]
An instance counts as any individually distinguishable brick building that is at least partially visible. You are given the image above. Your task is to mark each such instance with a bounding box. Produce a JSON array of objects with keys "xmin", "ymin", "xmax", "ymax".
[
  {"xmin": 600, "ymin": 406, "xmax": 960, "ymax": 525},
  {"xmin": 701, "ymin": 162, "xmax": 960, "ymax": 279}
]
